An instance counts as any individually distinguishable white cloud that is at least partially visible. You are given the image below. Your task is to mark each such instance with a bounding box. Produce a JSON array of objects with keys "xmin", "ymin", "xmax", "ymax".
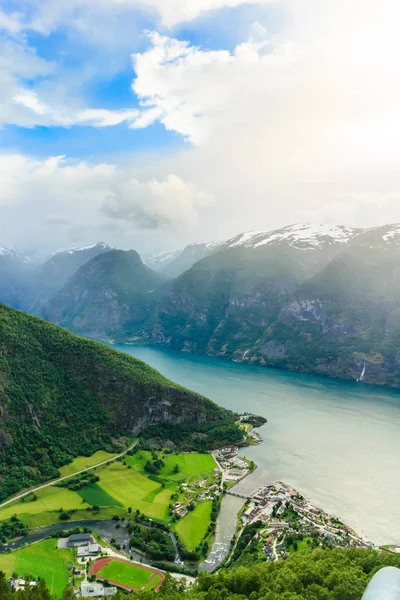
[
  {"xmin": 0, "ymin": 9, "xmax": 24, "ymax": 34},
  {"xmin": 103, "ymin": 173, "xmax": 214, "ymax": 228},
  {"xmin": 5, "ymin": 0, "xmax": 278, "ymax": 34},
  {"xmin": 137, "ymin": 0, "xmax": 278, "ymax": 28},
  {"xmin": 3, "ymin": 0, "xmax": 400, "ymax": 248},
  {"xmin": 123, "ymin": 0, "xmax": 400, "ymax": 235},
  {"xmin": 0, "ymin": 35, "xmax": 144, "ymax": 129},
  {"xmin": 0, "ymin": 153, "xmax": 214, "ymax": 251}
]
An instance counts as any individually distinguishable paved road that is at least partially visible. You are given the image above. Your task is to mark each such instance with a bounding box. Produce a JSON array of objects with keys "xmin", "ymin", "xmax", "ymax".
[{"xmin": 0, "ymin": 441, "xmax": 138, "ymax": 510}]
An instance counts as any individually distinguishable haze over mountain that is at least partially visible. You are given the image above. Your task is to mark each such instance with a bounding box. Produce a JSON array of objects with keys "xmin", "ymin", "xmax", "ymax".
[
  {"xmin": 42, "ymin": 249, "xmax": 167, "ymax": 339},
  {"xmin": 146, "ymin": 224, "xmax": 362, "ymax": 277},
  {"xmin": 0, "ymin": 222, "xmax": 393, "ymax": 387}
]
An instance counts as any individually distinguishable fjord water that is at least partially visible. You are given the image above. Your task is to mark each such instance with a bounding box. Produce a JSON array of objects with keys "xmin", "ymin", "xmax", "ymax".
[{"xmin": 113, "ymin": 344, "xmax": 400, "ymax": 545}]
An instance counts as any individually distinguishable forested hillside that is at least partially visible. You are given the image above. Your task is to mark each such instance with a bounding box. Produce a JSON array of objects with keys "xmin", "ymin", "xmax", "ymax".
[
  {"xmin": 7, "ymin": 548, "xmax": 398, "ymax": 600},
  {"xmin": 0, "ymin": 304, "xmax": 240, "ymax": 501}
]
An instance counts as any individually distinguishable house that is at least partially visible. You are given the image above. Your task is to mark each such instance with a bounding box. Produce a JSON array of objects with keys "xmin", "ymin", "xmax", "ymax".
[
  {"xmin": 9, "ymin": 579, "xmax": 37, "ymax": 591},
  {"xmin": 253, "ymin": 496, "xmax": 267, "ymax": 506},
  {"xmin": 218, "ymin": 446, "xmax": 238, "ymax": 459},
  {"xmin": 67, "ymin": 533, "xmax": 93, "ymax": 547},
  {"xmin": 77, "ymin": 543, "xmax": 101, "ymax": 558},
  {"xmin": 270, "ymin": 521, "xmax": 289, "ymax": 529},
  {"xmin": 81, "ymin": 582, "xmax": 117, "ymax": 597}
]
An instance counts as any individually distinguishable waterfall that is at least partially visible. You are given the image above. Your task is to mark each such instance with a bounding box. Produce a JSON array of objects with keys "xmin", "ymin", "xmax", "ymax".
[{"xmin": 357, "ymin": 361, "xmax": 366, "ymax": 382}]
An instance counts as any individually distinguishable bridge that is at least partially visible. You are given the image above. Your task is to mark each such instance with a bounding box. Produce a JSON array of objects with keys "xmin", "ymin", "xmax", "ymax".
[{"xmin": 226, "ymin": 491, "xmax": 251, "ymax": 500}]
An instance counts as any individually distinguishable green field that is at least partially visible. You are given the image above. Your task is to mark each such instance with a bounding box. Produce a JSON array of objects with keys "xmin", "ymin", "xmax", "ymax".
[
  {"xmin": 126, "ymin": 451, "xmax": 216, "ymax": 484},
  {"xmin": 174, "ymin": 500, "xmax": 213, "ymax": 551},
  {"xmin": 77, "ymin": 483, "xmax": 121, "ymax": 507},
  {"xmin": 0, "ymin": 486, "xmax": 87, "ymax": 522},
  {"xmin": 97, "ymin": 462, "xmax": 173, "ymax": 521},
  {"xmin": 0, "ymin": 539, "xmax": 73, "ymax": 597},
  {"xmin": 59, "ymin": 451, "xmax": 118, "ymax": 477},
  {"xmin": 287, "ymin": 537, "xmax": 314, "ymax": 556},
  {"xmin": 23, "ymin": 506, "xmax": 127, "ymax": 530},
  {"xmin": 0, "ymin": 451, "xmax": 216, "ymax": 541},
  {"xmin": 96, "ymin": 559, "xmax": 159, "ymax": 590},
  {"xmin": 159, "ymin": 453, "xmax": 216, "ymax": 483}
]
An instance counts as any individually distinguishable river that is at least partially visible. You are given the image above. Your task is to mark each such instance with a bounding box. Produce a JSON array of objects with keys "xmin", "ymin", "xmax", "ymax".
[{"xmin": 112, "ymin": 344, "xmax": 400, "ymax": 550}]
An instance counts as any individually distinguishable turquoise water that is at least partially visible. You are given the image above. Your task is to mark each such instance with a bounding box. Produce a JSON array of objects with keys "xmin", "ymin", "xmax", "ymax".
[{"xmin": 113, "ymin": 344, "xmax": 400, "ymax": 545}]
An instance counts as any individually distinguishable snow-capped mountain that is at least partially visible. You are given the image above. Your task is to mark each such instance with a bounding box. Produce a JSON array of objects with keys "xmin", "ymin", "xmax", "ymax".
[
  {"xmin": 148, "ymin": 224, "xmax": 365, "ymax": 276},
  {"xmin": 221, "ymin": 224, "xmax": 362, "ymax": 251},
  {"xmin": 51, "ymin": 242, "xmax": 113, "ymax": 258}
]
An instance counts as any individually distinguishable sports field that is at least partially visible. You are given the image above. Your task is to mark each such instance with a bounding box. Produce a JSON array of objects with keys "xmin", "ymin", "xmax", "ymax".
[
  {"xmin": 98, "ymin": 462, "xmax": 173, "ymax": 520},
  {"xmin": 174, "ymin": 500, "xmax": 213, "ymax": 551},
  {"xmin": 77, "ymin": 483, "xmax": 121, "ymax": 507},
  {"xmin": 0, "ymin": 486, "xmax": 87, "ymax": 522},
  {"xmin": 91, "ymin": 557, "xmax": 163, "ymax": 591},
  {"xmin": 59, "ymin": 451, "xmax": 118, "ymax": 477},
  {"xmin": 0, "ymin": 539, "xmax": 73, "ymax": 597}
]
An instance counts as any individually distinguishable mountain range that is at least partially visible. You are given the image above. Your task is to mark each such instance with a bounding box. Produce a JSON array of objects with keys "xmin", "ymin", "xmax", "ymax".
[{"xmin": 3, "ymin": 223, "xmax": 400, "ymax": 387}]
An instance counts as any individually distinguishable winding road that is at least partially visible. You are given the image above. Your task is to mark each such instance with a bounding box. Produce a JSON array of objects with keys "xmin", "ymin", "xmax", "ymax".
[{"xmin": 0, "ymin": 441, "xmax": 138, "ymax": 510}]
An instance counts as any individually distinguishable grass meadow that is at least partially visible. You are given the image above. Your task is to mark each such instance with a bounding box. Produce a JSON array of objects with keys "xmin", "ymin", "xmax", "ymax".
[
  {"xmin": 0, "ymin": 539, "xmax": 73, "ymax": 597},
  {"xmin": 174, "ymin": 500, "xmax": 213, "ymax": 551}
]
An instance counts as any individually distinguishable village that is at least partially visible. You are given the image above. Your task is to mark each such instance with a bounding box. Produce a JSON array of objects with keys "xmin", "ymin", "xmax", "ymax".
[
  {"xmin": 213, "ymin": 445, "xmax": 254, "ymax": 485},
  {"xmin": 238, "ymin": 481, "xmax": 377, "ymax": 561},
  {"xmin": 170, "ymin": 444, "xmax": 255, "ymax": 520}
]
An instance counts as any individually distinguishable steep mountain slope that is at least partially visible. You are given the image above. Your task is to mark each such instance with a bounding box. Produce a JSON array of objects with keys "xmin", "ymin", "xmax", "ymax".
[
  {"xmin": 265, "ymin": 224, "xmax": 400, "ymax": 384},
  {"xmin": 26, "ymin": 242, "xmax": 114, "ymax": 313},
  {"xmin": 37, "ymin": 223, "xmax": 400, "ymax": 386},
  {"xmin": 141, "ymin": 224, "xmax": 400, "ymax": 385},
  {"xmin": 42, "ymin": 249, "xmax": 168, "ymax": 339},
  {"xmin": 0, "ymin": 303, "xmax": 240, "ymax": 501},
  {"xmin": 142, "ymin": 225, "xmax": 361, "ymax": 355}
]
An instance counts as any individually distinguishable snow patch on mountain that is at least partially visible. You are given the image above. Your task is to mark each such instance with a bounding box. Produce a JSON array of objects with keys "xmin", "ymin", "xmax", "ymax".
[
  {"xmin": 223, "ymin": 224, "xmax": 360, "ymax": 251},
  {"xmin": 146, "ymin": 250, "xmax": 181, "ymax": 265},
  {"xmin": 381, "ymin": 225, "xmax": 400, "ymax": 242},
  {"xmin": 0, "ymin": 246, "xmax": 18, "ymax": 258},
  {"xmin": 51, "ymin": 242, "xmax": 113, "ymax": 257}
]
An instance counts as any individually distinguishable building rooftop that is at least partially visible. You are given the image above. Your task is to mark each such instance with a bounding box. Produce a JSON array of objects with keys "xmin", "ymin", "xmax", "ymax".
[{"xmin": 81, "ymin": 582, "xmax": 116, "ymax": 597}]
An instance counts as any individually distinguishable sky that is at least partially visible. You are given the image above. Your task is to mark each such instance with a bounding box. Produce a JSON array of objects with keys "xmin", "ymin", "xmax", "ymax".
[{"xmin": 1, "ymin": 0, "xmax": 400, "ymax": 255}]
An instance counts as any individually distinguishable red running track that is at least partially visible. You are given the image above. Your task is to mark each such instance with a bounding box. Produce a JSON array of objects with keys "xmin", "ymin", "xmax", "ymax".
[{"xmin": 90, "ymin": 557, "xmax": 165, "ymax": 592}]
